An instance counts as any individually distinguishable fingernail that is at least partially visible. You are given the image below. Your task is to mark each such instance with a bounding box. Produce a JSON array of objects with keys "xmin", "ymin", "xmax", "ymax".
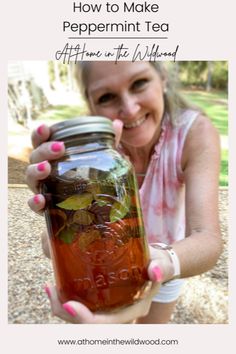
[
  {"xmin": 37, "ymin": 124, "xmax": 45, "ymax": 136},
  {"xmin": 51, "ymin": 142, "xmax": 64, "ymax": 153},
  {"xmin": 113, "ymin": 119, "xmax": 124, "ymax": 128},
  {"xmin": 44, "ymin": 285, "xmax": 51, "ymax": 299},
  {"xmin": 33, "ymin": 195, "xmax": 41, "ymax": 204},
  {"xmin": 63, "ymin": 303, "xmax": 77, "ymax": 317},
  {"xmin": 152, "ymin": 266, "xmax": 163, "ymax": 282},
  {"xmin": 37, "ymin": 161, "xmax": 47, "ymax": 172}
]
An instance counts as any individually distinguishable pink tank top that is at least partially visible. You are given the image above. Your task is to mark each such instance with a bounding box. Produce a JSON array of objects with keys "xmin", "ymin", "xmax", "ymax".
[{"xmin": 139, "ymin": 110, "xmax": 199, "ymax": 245}]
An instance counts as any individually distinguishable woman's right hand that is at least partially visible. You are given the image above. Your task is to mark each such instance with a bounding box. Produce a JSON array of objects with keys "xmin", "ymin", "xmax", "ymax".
[
  {"xmin": 26, "ymin": 123, "xmax": 66, "ymax": 213},
  {"xmin": 26, "ymin": 119, "xmax": 124, "ymax": 214}
]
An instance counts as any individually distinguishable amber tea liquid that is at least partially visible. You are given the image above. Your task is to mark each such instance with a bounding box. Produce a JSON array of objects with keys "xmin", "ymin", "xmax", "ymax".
[{"xmin": 43, "ymin": 171, "xmax": 150, "ymax": 312}]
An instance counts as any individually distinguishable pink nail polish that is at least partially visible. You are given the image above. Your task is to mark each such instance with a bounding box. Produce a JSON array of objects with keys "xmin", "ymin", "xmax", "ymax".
[
  {"xmin": 33, "ymin": 195, "xmax": 40, "ymax": 204},
  {"xmin": 37, "ymin": 161, "xmax": 47, "ymax": 172},
  {"xmin": 37, "ymin": 124, "xmax": 45, "ymax": 136},
  {"xmin": 51, "ymin": 142, "xmax": 64, "ymax": 153},
  {"xmin": 63, "ymin": 303, "xmax": 77, "ymax": 317},
  {"xmin": 152, "ymin": 266, "xmax": 163, "ymax": 282},
  {"xmin": 44, "ymin": 285, "xmax": 51, "ymax": 299}
]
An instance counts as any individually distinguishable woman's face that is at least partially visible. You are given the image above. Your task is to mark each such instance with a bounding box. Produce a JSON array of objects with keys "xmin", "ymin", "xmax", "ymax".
[{"xmin": 86, "ymin": 61, "xmax": 166, "ymax": 148}]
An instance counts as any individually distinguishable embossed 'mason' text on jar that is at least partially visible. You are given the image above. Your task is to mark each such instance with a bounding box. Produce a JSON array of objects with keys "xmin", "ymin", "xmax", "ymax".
[{"xmin": 41, "ymin": 116, "xmax": 150, "ymax": 312}]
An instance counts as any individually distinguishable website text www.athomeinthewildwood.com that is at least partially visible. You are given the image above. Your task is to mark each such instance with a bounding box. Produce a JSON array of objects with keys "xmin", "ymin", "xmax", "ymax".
[{"xmin": 57, "ymin": 337, "xmax": 179, "ymax": 347}]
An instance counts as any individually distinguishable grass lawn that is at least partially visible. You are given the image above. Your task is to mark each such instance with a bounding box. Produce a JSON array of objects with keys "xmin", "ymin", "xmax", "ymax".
[
  {"xmin": 35, "ymin": 104, "xmax": 88, "ymax": 126},
  {"xmin": 182, "ymin": 89, "xmax": 228, "ymax": 186}
]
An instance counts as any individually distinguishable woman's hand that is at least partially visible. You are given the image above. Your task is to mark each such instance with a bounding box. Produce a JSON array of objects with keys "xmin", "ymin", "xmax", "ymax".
[
  {"xmin": 26, "ymin": 120, "xmax": 124, "ymax": 214},
  {"xmin": 26, "ymin": 123, "xmax": 65, "ymax": 213},
  {"xmin": 44, "ymin": 246, "xmax": 164, "ymax": 324}
]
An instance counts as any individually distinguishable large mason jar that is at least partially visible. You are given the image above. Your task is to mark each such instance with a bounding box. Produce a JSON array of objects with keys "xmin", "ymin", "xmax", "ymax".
[{"xmin": 41, "ymin": 116, "xmax": 150, "ymax": 312}]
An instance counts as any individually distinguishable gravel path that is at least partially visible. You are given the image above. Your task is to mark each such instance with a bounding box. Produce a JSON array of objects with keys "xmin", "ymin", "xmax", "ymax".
[{"xmin": 8, "ymin": 187, "xmax": 228, "ymax": 324}]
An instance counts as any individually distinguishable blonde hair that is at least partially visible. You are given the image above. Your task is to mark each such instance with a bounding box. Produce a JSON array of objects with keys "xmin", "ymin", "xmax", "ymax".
[{"xmin": 74, "ymin": 61, "xmax": 194, "ymax": 125}]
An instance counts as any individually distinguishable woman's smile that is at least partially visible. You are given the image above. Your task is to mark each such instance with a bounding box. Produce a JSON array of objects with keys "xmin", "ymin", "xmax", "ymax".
[{"xmin": 123, "ymin": 114, "xmax": 148, "ymax": 129}]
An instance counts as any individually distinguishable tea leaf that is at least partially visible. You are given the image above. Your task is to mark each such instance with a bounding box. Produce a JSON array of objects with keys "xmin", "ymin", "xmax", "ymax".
[
  {"xmin": 78, "ymin": 229, "xmax": 101, "ymax": 251},
  {"xmin": 56, "ymin": 193, "xmax": 93, "ymax": 210},
  {"xmin": 94, "ymin": 195, "xmax": 112, "ymax": 207},
  {"xmin": 95, "ymin": 194, "xmax": 118, "ymax": 204},
  {"xmin": 58, "ymin": 227, "xmax": 76, "ymax": 244},
  {"xmin": 73, "ymin": 210, "xmax": 94, "ymax": 225},
  {"xmin": 109, "ymin": 195, "xmax": 130, "ymax": 222},
  {"xmin": 110, "ymin": 203, "xmax": 129, "ymax": 222},
  {"xmin": 96, "ymin": 199, "xmax": 108, "ymax": 207}
]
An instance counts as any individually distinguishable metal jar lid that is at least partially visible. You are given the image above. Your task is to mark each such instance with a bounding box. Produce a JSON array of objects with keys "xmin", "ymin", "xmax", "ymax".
[{"xmin": 50, "ymin": 116, "xmax": 115, "ymax": 141}]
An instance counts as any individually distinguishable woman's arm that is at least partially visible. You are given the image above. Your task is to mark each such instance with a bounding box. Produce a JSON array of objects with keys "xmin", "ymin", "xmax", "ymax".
[{"xmin": 171, "ymin": 114, "xmax": 222, "ymax": 277}]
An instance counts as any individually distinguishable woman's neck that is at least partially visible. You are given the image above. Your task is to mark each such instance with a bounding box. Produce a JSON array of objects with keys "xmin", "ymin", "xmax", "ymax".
[
  {"xmin": 121, "ymin": 125, "xmax": 162, "ymax": 174},
  {"xmin": 126, "ymin": 147, "xmax": 151, "ymax": 174}
]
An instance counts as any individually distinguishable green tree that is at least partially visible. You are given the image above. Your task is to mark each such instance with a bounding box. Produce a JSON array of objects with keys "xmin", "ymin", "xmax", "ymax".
[{"xmin": 178, "ymin": 61, "xmax": 227, "ymax": 90}]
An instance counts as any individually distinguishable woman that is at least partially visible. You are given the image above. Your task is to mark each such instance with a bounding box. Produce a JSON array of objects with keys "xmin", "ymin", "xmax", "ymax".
[{"xmin": 26, "ymin": 61, "xmax": 222, "ymax": 324}]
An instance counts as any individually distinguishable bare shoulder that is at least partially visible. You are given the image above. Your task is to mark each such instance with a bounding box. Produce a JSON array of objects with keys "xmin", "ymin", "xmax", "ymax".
[
  {"xmin": 186, "ymin": 114, "xmax": 220, "ymax": 148},
  {"xmin": 182, "ymin": 114, "xmax": 221, "ymax": 170},
  {"xmin": 189, "ymin": 114, "xmax": 219, "ymax": 138}
]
